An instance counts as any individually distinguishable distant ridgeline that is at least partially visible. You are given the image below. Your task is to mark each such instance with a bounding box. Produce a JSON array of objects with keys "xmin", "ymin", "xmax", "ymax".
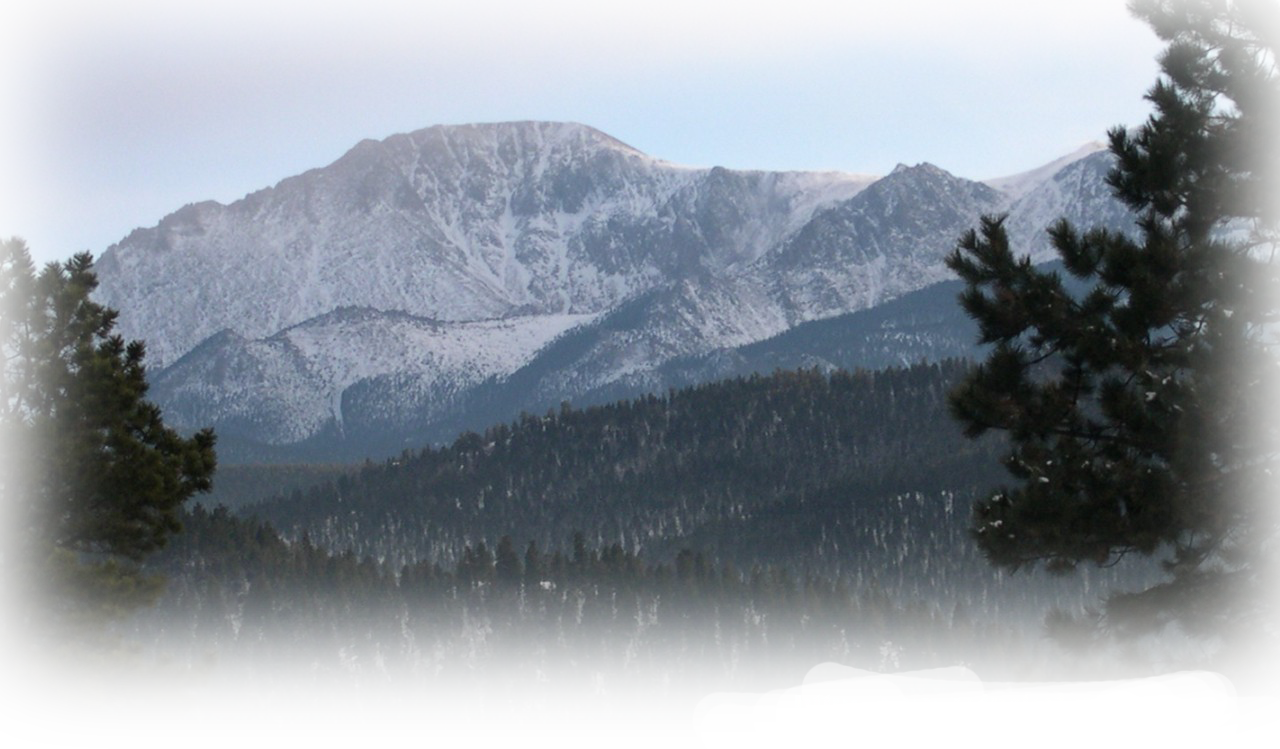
[
  {"xmin": 241, "ymin": 361, "xmax": 1152, "ymax": 629},
  {"xmin": 97, "ymin": 120, "xmax": 1129, "ymax": 465},
  {"xmin": 135, "ymin": 507, "xmax": 1024, "ymax": 747},
  {"xmin": 201, "ymin": 272, "xmax": 991, "ymax": 464}
]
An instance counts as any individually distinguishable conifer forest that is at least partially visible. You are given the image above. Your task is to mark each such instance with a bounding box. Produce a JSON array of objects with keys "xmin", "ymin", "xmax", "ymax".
[{"xmin": 3, "ymin": 3, "xmax": 1277, "ymax": 742}]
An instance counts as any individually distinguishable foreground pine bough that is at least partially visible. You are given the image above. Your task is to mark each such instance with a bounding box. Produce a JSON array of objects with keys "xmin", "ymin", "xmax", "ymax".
[
  {"xmin": 947, "ymin": 0, "xmax": 1280, "ymax": 654},
  {"xmin": 0, "ymin": 240, "xmax": 216, "ymax": 626}
]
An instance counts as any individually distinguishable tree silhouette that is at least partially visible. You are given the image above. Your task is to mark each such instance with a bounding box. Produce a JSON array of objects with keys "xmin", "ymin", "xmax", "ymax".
[
  {"xmin": 947, "ymin": 0, "xmax": 1278, "ymax": 649},
  {"xmin": 1, "ymin": 240, "xmax": 217, "ymax": 622}
]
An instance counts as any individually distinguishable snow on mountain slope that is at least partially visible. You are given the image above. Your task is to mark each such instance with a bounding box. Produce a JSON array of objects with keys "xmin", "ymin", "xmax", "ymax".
[
  {"xmin": 444, "ymin": 161, "xmax": 1018, "ymax": 430},
  {"xmin": 1001, "ymin": 148, "xmax": 1136, "ymax": 259},
  {"xmin": 764, "ymin": 162, "xmax": 1006, "ymax": 321},
  {"xmin": 96, "ymin": 122, "xmax": 873, "ymax": 369},
  {"xmin": 93, "ymin": 121, "xmax": 1127, "ymax": 459},
  {"xmin": 151, "ymin": 308, "xmax": 594, "ymax": 445},
  {"xmin": 984, "ymin": 141, "xmax": 1108, "ymax": 200}
]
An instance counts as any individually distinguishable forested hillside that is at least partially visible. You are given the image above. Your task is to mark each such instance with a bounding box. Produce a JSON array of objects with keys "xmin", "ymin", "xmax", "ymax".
[
  {"xmin": 200, "ymin": 462, "xmax": 354, "ymax": 511},
  {"xmin": 137, "ymin": 507, "xmax": 1018, "ymax": 747},
  {"xmin": 246, "ymin": 359, "xmax": 1158, "ymax": 613}
]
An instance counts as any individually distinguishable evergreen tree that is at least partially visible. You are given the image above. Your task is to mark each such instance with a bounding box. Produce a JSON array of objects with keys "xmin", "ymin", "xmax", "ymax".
[
  {"xmin": 946, "ymin": 0, "xmax": 1278, "ymax": 649},
  {"xmin": 138, "ymin": 511, "xmax": 968, "ymax": 681},
  {"xmin": 0, "ymin": 240, "xmax": 217, "ymax": 622}
]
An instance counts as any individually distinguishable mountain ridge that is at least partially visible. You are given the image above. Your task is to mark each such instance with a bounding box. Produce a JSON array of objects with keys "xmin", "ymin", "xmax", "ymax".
[{"xmin": 94, "ymin": 121, "xmax": 1134, "ymax": 462}]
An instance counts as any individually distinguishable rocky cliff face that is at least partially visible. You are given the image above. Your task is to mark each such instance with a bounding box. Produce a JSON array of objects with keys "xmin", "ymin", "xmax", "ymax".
[{"xmin": 94, "ymin": 121, "xmax": 1132, "ymax": 461}]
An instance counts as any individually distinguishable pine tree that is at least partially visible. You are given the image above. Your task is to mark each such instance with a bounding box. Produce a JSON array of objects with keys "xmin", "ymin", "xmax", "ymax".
[
  {"xmin": 946, "ymin": 0, "xmax": 1278, "ymax": 650},
  {"xmin": 1, "ymin": 240, "xmax": 217, "ymax": 623}
]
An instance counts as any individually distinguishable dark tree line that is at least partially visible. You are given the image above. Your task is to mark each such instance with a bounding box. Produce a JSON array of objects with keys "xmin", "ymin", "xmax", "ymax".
[{"xmin": 237, "ymin": 360, "xmax": 1164, "ymax": 628}]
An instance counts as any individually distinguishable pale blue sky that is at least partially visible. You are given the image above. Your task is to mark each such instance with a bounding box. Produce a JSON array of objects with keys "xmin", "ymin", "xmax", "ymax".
[{"xmin": 2, "ymin": 0, "xmax": 1164, "ymax": 266}]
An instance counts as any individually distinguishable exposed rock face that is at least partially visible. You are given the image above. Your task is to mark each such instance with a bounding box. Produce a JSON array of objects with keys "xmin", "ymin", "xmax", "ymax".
[{"xmin": 94, "ymin": 122, "xmax": 1131, "ymax": 461}]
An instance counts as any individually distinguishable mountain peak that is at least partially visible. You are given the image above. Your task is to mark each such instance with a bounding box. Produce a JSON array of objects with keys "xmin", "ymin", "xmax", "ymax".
[
  {"xmin": 983, "ymin": 141, "xmax": 1110, "ymax": 199},
  {"xmin": 887, "ymin": 162, "xmax": 952, "ymax": 179},
  {"xmin": 412, "ymin": 120, "xmax": 647, "ymax": 158},
  {"xmin": 94, "ymin": 123, "xmax": 1130, "ymax": 457},
  {"xmin": 325, "ymin": 121, "xmax": 650, "ymax": 176},
  {"xmin": 454, "ymin": 120, "xmax": 640, "ymax": 149}
]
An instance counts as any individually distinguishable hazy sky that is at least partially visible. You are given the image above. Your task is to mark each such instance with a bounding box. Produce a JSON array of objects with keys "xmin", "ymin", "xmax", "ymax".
[{"xmin": 2, "ymin": 0, "xmax": 1164, "ymax": 266}]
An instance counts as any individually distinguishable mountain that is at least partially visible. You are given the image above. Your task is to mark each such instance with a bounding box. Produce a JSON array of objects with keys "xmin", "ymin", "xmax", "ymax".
[
  {"xmin": 151, "ymin": 307, "xmax": 595, "ymax": 446},
  {"xmin": 94, "ymin": 122, "xmax": 1134, "ymax": 462}
]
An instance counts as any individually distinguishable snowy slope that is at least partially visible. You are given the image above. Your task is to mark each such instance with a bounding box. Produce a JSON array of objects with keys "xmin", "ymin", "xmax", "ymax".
[
  {"xmin": 984, "ymin": 141, "xmax": 1108, "ymax": 200},
  {"xmin": 93, "ymin": 122, "xmax": 1128, "ymax": 459},
  {"xmin": 1001, "ymin": 148, "xmax": 1136, "ymax": 258},
  {"xmin": 152, "ymin": 308, "xmax": 594, "ymax": 445},
  {"xmin": 96, "ymin": 122, "xmax": 872, "ymax": 369}
]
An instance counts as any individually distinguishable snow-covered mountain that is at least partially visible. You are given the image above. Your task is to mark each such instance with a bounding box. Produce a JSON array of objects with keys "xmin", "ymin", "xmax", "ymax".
[
  {"xmin": 94, "ymin": 121, "xmax": 1134, "ymax": 462},
  {"xmin": 151, "ymin": 307, "xmax": 596, "ymax": 445}
]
